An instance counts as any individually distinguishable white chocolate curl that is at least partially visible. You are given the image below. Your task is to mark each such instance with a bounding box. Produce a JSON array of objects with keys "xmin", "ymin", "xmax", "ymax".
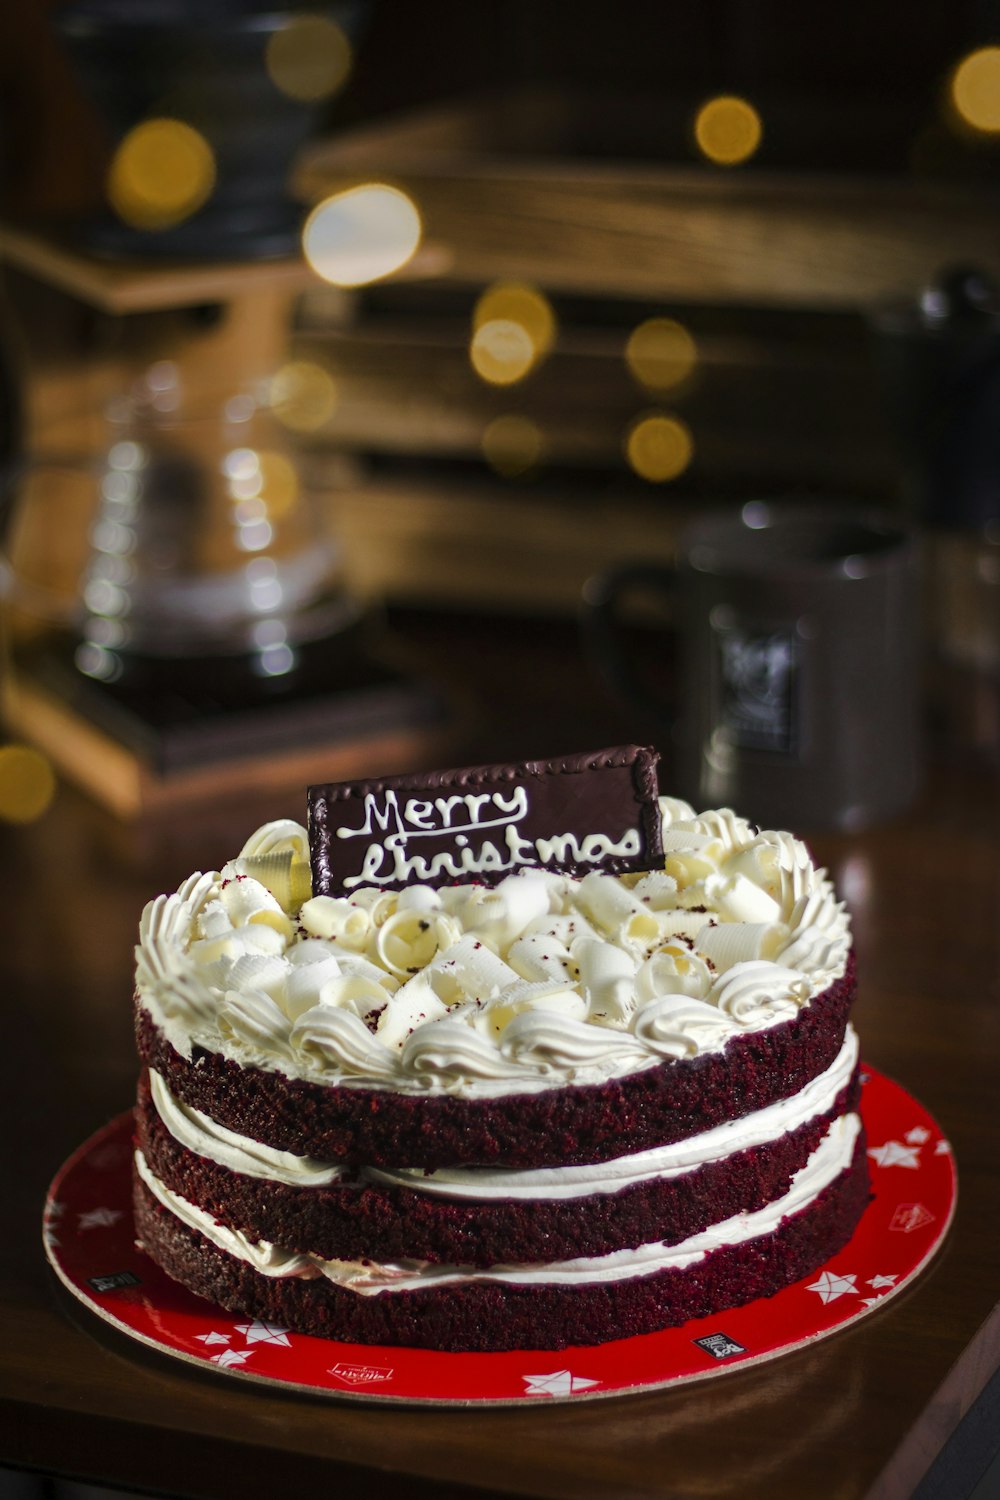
[
  {"xmin": 704, "ymin": 872, "xmax": 782, "ymax": 925},
  {"xmin": 481, "ymin": 980, "xmax": 587, "ymax": 1037},
  {"xmin": 695, "ymin": 921, "xmax": 787, "ymax": 974},
  {"xmin": 135, "ymin": 802, "xmax": 851, "ymax": 1098},
  {"xmin": 635, "ymin": 945, "xmax": 713, "ymax": 1001},
  {"xmin": 220, "ymin": 875, "xmax": 285, "ymax": 928},
  {"xmin": 300, "ymin": 895, "xmax": 372, "ymax": 948},
  {"xmin": 239, "ymin": 819, "xmax": 312, "ymax": 910},
  {"xmin": 375, "ymin": 909, "xmax": 462, "ymax": 979},
  {"xmin": 573, "ymin": 938, "xmax": 637, "ymax": 1024}
]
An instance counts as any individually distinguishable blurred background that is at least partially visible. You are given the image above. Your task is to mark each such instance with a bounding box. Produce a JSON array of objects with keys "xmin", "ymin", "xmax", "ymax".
[
  {"xmin": 1, "ymin": 0, "xmax": 999, "ymax": 838},
  {"xmin": 3, "ymin": 18, "xmax": 1000, "ymax": 1495}
]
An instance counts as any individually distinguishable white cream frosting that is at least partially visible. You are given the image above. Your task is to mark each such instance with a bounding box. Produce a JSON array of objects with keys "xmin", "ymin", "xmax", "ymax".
[
  {"xmin": 135, "ymin": 798, "xmax": 851, "ymax": 1099},
  {"xmin": 148, "ymin": 1025, "xmax": 858, "ymax": 1201},
  {"xmin": 134, "ymin": 1110, "xmax": 862, "ymax": 1295},
  {"xmin": 148, "ymin": 1069, "xmax": 344, "ymax": 1188}
]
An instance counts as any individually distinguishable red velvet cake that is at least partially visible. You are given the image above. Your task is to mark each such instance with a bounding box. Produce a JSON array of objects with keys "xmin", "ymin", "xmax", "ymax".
[{"xmin": 132, "ymin": 749, "xmax": 868, "ymax": 1352}]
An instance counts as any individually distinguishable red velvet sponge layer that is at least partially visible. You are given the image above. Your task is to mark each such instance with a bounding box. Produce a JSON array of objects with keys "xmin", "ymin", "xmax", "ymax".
[
  {"xmin": 132, "ymin": 1131, "xmax": 871, "ymax": 1353},
  {"xmin": 135, "ymin": 1065, "xmax": 862, "ymax": 1266}
]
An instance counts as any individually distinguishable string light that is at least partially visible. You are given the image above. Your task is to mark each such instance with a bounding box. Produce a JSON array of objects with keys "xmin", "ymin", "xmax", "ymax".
[
  {"xmin": 482, "ymin": 415, "xmax": 545, "ymax": 476},
  {"xmin": 470, "ymin": 283, "xmax": 556, "ymax": 386},
  {"xmin": 625, "ymin": 413, "xmax": 694, "ymax": 482},
  {"xmin": 949, "ymin": 47, "xmax": 1000, "ymax": 134},
  {"xmin": 0, "ymin": 745, "xmax": 56, "ymax": 824},
  {"xmin": 303, "ymin": 184, "xmax": 422, "ymax": 287},
  {"xmin": 470, "ymin": 320, "xmax": 537, "ymax": 385},
  {"xmin": 269, "ymin": 361, "xmax": 338, "ymax": 432},
  {"xmin": 107, "ymin": 119, "xmax": 216, "ymax": 230},
  {"xmin": 266, "ymin": 14, "xmax": 353, "ymax": 101},
  {"xmin": 255, "ymin": 451, "xmax": 300, "ymax": 519},
  {"xmin": 625, "ymin": 318, "xmax": 697, "ymax": 392},
  {"xmin": 693, "ymin": 96, "xmax": 763, "ymax": 166},
  {"xmin": 474, "ymin": 284, "xmax": 556, "ymax": 356}
]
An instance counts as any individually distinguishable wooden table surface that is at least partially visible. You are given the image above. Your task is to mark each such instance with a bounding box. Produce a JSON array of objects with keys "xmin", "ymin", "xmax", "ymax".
[{"xmin": 1, "ymin": 611, "xmax": 998, "ymax": 1500}]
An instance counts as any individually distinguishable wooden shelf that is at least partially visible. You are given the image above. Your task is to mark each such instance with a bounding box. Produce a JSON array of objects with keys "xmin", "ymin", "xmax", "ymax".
[
  {"xmin": 296, "ymin": 89, "xmax": 1000, "ymax": 309},
  {"xmin": 321, "ymin": 471, "xmax": 697, "ymax": 613},
  {"xmin": 0, "ymin": 222, "xmax": 322, "ymax": 313},
  {"xmin": 292, "ymin": 315, "xmax": 896, "ymax": 490},
  {"xmin": 2, "ymin": 659, "xmax": 455, "ymax": 819}
]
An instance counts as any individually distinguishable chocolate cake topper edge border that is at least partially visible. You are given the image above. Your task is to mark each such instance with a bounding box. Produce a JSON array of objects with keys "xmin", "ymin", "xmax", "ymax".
[{"xmin": 307, "ymin": 744, "xmax": 663, "ymax": 897}]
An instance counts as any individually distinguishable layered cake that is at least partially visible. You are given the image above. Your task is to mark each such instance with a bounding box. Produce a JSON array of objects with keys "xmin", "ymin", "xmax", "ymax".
[{"xmin": 133, "ymin": 746, "xmax": 869, "ymax": 1352}]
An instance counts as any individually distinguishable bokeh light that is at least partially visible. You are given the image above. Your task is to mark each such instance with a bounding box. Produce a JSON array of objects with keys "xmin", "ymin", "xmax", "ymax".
[
  {"xmin": 949, "ymin": 47, "xmax": 1000, "ymax": 134},
  {"xmin": 693, "ymin": 96, "xmax": 763, "ymax": 166},
  {"xmin": 474, "ymin": 283, "xmax": 556, "ymax": 357},
  {"xmin": 470, "ymin": 320, "xmax": 537, "ymax": 385},
  {"xmin": 625, "ymin": 318, "xmax": 697, "ymax": 392},
  {"xmin": 266, "ymin": 14, "xmax": 353, "ymax": 102},
  {"xmin": 481, "ymin": 414, "xmax": 545, "ymax": 477},
  {"xmin": 142, "ymin": 360, "xmax": 182, "ymax": 414},
  {"xmin": 303, "ymin": 184, "xmax": 422, "ymax": 287},
  {"xmin": 0, "ymin": 745, "xmax": 56, "ymax": 824},
  {"xmin": 252, "ymin": 618, "xmax": 296, "ymax": 678},
  {"xmin": 256, "ymin": 451, "xmax": 300, "ymax": 519},
  {"xmin": 223, "ymin": 445, "xmax": 299, "ymax": 546},
  {"xmin": 107, "ymin": 118, "xmax": 216, "ymax": 230},
  {"xmin": 625, "ymin": 413, "xmax": 694, "ymax": 482},
  {"xmin": 469, "ymin": 283, "xmax": 556, "ymax": 386},
  {"xmin": 270, "ymin": 361, "xmax": 338, "ymax": 432}
]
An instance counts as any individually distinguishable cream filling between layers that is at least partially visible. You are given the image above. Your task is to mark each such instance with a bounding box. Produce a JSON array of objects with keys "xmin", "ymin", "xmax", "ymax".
[
  {"xmin": 148, "ymin": 1026, "xmax": 859, "ymax": 1201},
  {"xmin": 148, "ymin": 1069, "xmax": 344, "ymax": 1188},
  {"xmin": 134, "ymin": 1111, "xmax": 862, "ymax": 1296}
]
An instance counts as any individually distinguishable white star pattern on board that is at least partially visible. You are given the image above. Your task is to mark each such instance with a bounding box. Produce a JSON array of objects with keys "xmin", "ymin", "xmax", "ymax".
[
  {"xmin": 905, "ymin": 1127, "xmax": 931, "ymax": 1145},
  {"xmin": 44, "ymin": 1200, "xmax": 64, "ymax": 1221},
  {"xmin": 234, "ymin": 1320, "xmax": 292, "ymax": 1347},
  {"xmin": 862, "ymin": 1297, "xmax": 887, "ymax": 1309},
  {"xmin": 935, "ymin": 1140, "xmax": 952, "ymax": 1155},
  {"xmin": 195, "ymin": 1332, "xmax": 231, "ymax": 1347},
  {"xmin": 77, "ymin": 1207, "xmax": 124, "ymax": 1230},
  {"xmin": 869, "ymin": 1140, "xmax": 921, "ymax": 1169},
  {"xmin": 523, "ymin": 1370, "xmax": 600, "ymax": 1397},
  {"xmin": 210, "ymin": 1349, "xmax": 252, "ymax": 1368},
  {"xmin": 868, "ymin": 1274, "xmax": 898, "ymax": 1289},
  {"xmin": 807, "ymin": 1271, "xmax": 859, "ymax": 1304}
]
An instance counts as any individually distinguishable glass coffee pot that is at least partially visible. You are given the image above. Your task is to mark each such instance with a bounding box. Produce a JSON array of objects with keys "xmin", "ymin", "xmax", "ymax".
[{"xmin": 2, "ymin": 358, "xmax": 364, "ymax": 720}]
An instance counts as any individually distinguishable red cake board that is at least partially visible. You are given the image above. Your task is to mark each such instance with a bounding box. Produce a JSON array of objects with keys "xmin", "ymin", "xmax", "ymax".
[{"xmin": 43, "ymin": 1067, "xmax": 956, "ymax": 1407}]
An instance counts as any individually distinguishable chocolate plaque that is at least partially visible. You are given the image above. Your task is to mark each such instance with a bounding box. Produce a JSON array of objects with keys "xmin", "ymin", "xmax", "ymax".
[{"xmin": 308, "ymin": 745, "xmax": 662, "ymax": 895}]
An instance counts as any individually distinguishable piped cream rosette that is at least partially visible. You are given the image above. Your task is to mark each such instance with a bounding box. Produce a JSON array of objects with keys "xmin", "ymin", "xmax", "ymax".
[{"xmin": 135, "ymin": 797, "xmax": 851, "ymax": 1099}]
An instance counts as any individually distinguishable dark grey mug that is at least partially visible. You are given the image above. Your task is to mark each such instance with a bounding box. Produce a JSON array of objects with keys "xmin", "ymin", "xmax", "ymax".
[{"xmin": 583, "ymin": 502, "xmax": 922, "ymax": 831}]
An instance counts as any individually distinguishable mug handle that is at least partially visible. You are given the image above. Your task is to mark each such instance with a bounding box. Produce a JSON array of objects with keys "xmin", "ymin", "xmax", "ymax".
[{"xmin": 581, "ymin": 562, "xmax": 678, "ymax": 726}]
